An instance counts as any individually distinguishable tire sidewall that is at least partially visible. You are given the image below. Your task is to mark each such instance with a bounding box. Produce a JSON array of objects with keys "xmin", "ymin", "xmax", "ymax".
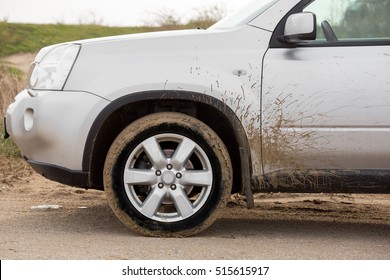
[{"xmin": 104, "ymin": 113, "xmax": 232, "ymax": 236}]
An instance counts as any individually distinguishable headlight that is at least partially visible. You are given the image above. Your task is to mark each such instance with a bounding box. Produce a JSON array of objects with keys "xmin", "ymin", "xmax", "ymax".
[{"xmin": 28, "ymin": 44, "xmax": 80, "ymax": 90}]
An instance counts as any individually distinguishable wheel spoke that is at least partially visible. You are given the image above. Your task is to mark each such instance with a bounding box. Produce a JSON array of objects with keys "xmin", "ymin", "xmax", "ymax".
[
  {"xmin": 124, "ymin": 169, "xmax": 157, "ymax": 185},
  {"xmin": 181, "ymin": 170, "xmax": 213, "ymax": 186},
  {"xmin": 142, "ymin": 137, "xmax": 167, "ymax": 168},
  {"xmin": 170, "ymin": 138, "xmax": 196, "ymax": 169},
  {"xmin": 170, "ymin": 187, "xmax": 195, "ymax": 219},
  {"xmin": 140, "ymin": 187, "xmax": 167, "ymax": 218}
]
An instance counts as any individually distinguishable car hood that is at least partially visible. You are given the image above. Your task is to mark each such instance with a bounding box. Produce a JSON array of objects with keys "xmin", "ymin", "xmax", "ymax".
[{"xmin": 75, "ymin": 29, "xmax": 208, "ymax": 46}]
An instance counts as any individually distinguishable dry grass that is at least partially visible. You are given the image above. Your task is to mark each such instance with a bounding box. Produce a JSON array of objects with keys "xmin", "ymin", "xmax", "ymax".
[
  {"xmin": 0, "ymin": 156, "xmax": 32, "ymax": 187},
  {"xmin": 0, "ymin": 62, "xmax": 32, "ymax": 187},
  {"xmin": 0, "ymin": 63, "xmax": 26, "ymax": 157},
  {"xmin": 0, "ymin": 63, "xmax": 25, "ymax": 116}
]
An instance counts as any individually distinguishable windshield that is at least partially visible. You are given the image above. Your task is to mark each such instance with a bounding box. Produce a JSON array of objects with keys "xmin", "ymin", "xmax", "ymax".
[{"xmin": 209, "ymin": 0, "xmax": 279, "ymax": 30}]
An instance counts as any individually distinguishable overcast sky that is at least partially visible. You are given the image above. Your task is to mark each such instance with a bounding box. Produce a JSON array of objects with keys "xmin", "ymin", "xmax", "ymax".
[{"xmin": 0, "ymin": 0, "xmax": 254, "ymax": 26}]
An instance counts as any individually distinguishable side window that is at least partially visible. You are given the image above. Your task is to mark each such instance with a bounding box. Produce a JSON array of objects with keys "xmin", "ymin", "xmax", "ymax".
[{"xmin": 304, "ymin": 0, "xmax": 390, "ymax": 42}]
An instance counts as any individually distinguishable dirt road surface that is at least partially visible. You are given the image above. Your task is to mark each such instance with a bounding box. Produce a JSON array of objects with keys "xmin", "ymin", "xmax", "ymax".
[{"xmin": 1, "ymin": 158, "xmax": 389, "ymax": 260}]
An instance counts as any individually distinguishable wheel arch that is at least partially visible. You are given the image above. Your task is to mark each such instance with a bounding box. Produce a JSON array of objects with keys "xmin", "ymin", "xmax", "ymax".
[{"xmin": 83, "ymin": 90, "xmax": 253, "ymax": 205}]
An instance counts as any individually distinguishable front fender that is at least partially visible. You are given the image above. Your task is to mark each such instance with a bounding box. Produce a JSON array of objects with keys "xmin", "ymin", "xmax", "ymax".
[{"xmin": 83, "ymin": 90, "xmax": 254, "ymax": 207}]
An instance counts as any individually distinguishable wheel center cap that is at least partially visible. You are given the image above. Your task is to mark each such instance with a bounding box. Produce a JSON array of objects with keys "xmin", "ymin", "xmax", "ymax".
[{"xmin": 161, "ymin": 171, "xmax": 175, "ymax": 185}]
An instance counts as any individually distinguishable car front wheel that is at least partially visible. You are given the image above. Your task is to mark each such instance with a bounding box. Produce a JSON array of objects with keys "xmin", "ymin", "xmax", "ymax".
[{"xmin": 103, "ymin": 112, "xmax": 232, "ymax": 237}]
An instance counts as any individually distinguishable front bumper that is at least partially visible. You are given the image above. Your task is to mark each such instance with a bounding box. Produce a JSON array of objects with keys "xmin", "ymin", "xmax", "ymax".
[
  {"xmin": 5, "ymin": 89, "xmax": 109, "ymax": 186},
  {"xmin": 28, "ymin": 160, "xmax": 89, "ymax": 187}
]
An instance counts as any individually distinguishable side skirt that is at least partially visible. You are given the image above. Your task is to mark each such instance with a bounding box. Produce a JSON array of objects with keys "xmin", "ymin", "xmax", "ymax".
[{"xmin": 253, "ymin": 169, "xmax": 390, "ymax": 194}]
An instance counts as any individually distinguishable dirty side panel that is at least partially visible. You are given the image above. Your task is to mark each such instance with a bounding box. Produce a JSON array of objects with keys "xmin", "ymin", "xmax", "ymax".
[{"xmin": 260, "ymin": 45, "xmax": 390, "ymax": 188}]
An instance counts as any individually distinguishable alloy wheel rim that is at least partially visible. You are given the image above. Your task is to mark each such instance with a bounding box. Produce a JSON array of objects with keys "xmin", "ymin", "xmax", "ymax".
[{"xmin": 123, "ymin": 133, "xmax": 213, "ymax": 222}]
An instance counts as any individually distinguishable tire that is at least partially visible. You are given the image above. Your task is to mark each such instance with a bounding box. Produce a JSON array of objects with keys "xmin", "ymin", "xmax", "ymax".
[{"xmin": 103, "ymin": 112, "xmax": 232, "ymax": 237}]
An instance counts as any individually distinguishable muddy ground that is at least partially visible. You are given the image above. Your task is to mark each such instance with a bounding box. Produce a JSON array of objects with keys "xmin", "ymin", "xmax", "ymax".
[{"xmin": 1, "ymin": 157, "xmax": 389, "ymax": 259}]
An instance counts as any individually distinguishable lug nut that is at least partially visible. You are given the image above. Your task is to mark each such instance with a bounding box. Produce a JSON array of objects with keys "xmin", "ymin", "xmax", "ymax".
[
  {"xmin": 158, "ymin": 182, "xmax": 164, "ymax": 188},
  {"xmin": 166, "ymin": 164, "xmax": 173, "ymax": 170},
  {"xmin": 170, "ymin": 184, "xmax": 176, "ymax": 190},
  {"xmin": 155, "ymin": 170, "xmax": 162, "ymax": 176},
  {"xmin": 176, "ymin": 173, "xmax": 182, "ymax": 179}
]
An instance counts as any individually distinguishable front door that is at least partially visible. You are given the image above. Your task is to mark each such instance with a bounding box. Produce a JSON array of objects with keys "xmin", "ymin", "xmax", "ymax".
[{"xmin": 261, "ymin": 0, "xmax": 390, "ymax": 176}]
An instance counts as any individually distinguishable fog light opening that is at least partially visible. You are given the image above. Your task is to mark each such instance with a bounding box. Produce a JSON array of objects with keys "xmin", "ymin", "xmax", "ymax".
[{"xmin": 24, "ymin": 108, "xmax": 34, "ymax": 131}]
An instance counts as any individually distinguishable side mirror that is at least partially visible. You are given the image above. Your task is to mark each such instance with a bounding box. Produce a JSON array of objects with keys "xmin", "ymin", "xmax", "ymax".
[{"xmin": 282, "ymin": 12, "xmax": 316, "ymax": 43}]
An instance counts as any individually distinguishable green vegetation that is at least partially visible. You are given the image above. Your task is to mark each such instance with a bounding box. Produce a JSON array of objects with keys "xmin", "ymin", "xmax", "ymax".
[
  {"xmin": 0, "ymin": 22, "xmax": 159, "ymax": 58},
  {"xmin": 0, "ymin": 64, "xmax": 24, "ymax": 157},
  {"xmin": 0, "ymin": 135, "xmax": 20, "ymax": 157}
]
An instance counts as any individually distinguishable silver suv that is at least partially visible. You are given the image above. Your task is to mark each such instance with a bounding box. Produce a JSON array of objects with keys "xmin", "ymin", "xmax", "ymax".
[{"xmin": 5, "ymin": 0, "xmax": 390, "ymax": 236}]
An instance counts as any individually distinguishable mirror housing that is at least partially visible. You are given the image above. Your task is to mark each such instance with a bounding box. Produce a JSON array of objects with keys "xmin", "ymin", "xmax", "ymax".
[{"xmin": 282, "ymin": 12, "xmax": 316, "ymax": 43}]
